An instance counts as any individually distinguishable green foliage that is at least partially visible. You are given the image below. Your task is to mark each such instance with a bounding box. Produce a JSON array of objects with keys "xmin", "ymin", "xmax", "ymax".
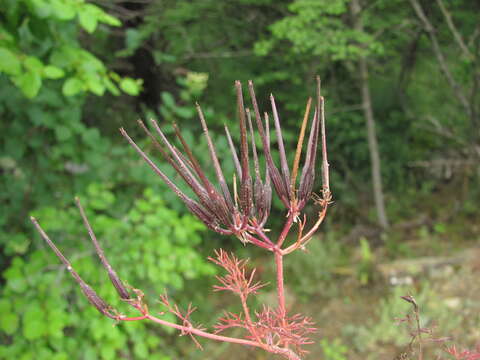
[
  {"xmin": 255, "ymin": 0, "xmax": 383, "ymax": 60},
  {"xmin": 383, "ymin": 232, "xmax": 414, "ymax": 259},
  {"xmin": 286, "ymin": 233, "xmax": 349, "ymax": 299},
  {"xmin": 345, "ymin": 284, "xmax": 462, "ymax": 354},
  {"xmin": 0, "ymin": 4, "xmax": 171, "ymax": 351},
  {"xmin": 0, "ymin": 185, "xmax": 214, "ymax": 359},
  {"xmin": 357, "ymin": 237, "xmax": 374, "ymax": 285},
  {"xmin": 0, "ymin": 81, "xmax": 147, "ymax": 253},
  {"xmin": 320, "ymin": 338, "xmax": 348, "ymax": 360},
  {"xmin": 0, "ymin": 0, "xmax": 140, "ymax": 98}
]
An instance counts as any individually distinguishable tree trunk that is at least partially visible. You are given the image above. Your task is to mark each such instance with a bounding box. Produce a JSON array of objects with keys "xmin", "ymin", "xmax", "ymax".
[
  {"xmin": 359, "ymin": 59, "xmax": 389, "ymax": 229},
  {"xmin": 350, "ymin": 0, "xmax": 390, "ymax": 229}
]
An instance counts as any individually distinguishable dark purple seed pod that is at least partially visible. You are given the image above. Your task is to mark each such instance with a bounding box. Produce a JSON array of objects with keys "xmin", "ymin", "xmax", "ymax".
[
  {"xmin": 75, "ymin": 198, "xmax": 131, "ymax": 300},
  {"xmin": 235, "ymin": 81, "xmax": 250, "ymax": 183},
  {"xmin": 107, "ymin": 269, "xmax": 131, "ymax": 300},
  {"xmin": 173, "ymin": 123, "xmax": 236, "ymax": 221},
  {"xmin": 260, "ymin": 181, "xmax": 272, "ymax": 226},
  {"xmin": 194, "ymin": 188, "xmax": 231, "ymax": 226},
  {"xmin": 211, "ymin": 197, "xmax": 234, "ymax": 228},
  {"xmin": 259, "ymin": 116, "xmax": 272, "ymax": 226},
  {"xmin": 270, "ymin": 94, "xmax": 290, "ymax": 187},
  {"xmin": 235, "ymin": 83, "xmax": 253, "ymax": 216},
  {"xmin": 247, "ymin": 108, "xmax": 265, "ymax": 219},
  {"xmin": 267, "ymin": 157, "xmax": 289, "ymax": 206},
  {"xmin": 185, "ymin": 197, "xmax": 213, "ymax": 223},
  {"xmin": 121, "ymin": 129, "xmax": 195, "ymax": 203},
  {"xmin": 240, "ymin": 176, "xmax": 253, "ymax": 217},
  {"xmin": 30, "ymin": 216, "xmax": 117, "ymax": 318},
  {"xmin": 298, "ymin": 169, "xmax": 314, "ymax": 205},
  {"xmin": 298, "ymin": 107, "xmax": 320, "ymax": 207},
  {"xmin": 173, "ymin": 123, "xmax": 212, "ymax": 189},
  {"xmin": 224, "ymin": 124, "xmax": 242, "ymax": 179},
  {"xmin": 185, "ymin": 198, "xmax": 232, "ymax": 235},
  {"xmin": 196, "ymin": 103, "xmax": 234, "ymax": 211},
  {"xmin": 149, "ymin": 120, "xmax": 210, "ymax": 202},
  {"xmin": 151, "ymin": 121, "xmax": 232, "ymax": 225},
  {"xmin": 248, "ymin": 81, "xmax": 290, "ymax": 207},
  {"xmin": 253, "ymin": 176, "xmax": 264, "ymax": 217},
  {"xmin": 80, "ymin": 282, "xmax": 116, "ymax": 319}
]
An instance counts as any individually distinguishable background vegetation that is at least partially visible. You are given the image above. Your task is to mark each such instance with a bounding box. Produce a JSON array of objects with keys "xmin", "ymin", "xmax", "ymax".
[{"xmin": 1, "ymin": 0, "xmax": 479, "ymax": 359}]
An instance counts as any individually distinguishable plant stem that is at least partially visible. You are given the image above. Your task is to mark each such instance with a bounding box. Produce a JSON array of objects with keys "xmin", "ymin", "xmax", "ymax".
[
  {"xmin": 274, "ymin": 210, "xmax": 296, "ymax": 325},
  {"xmin": 278, "ymin": 211, "xmax": 295, "ymax": 247},
  {"xmin": 414, "ymin": 305, "xmax": 423, "ymax": 360},
  {"xmin": 275, "ymin": 251, "xmax": 286, "ymax": 321},
  {"xmin": 144, "ymin": 314, "xmax": 260, "ymax": 348}
]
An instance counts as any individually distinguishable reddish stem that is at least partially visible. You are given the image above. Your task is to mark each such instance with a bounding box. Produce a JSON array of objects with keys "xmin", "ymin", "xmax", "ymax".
[
  {"xmin": 246, "ymin": 225, "xmax": 273, "ymax": 246},
  {"xmin": 243, "ymin": 232, "xmax": 274, "ymax": 251},
  {"xmin": 119, "ymin": 315, "xmax": 148, "ymax": 321},
  {"xmin": 144, "ymin": 314, "xmax": 260, "ymax": 348},
  {"xmin": 277, "ymin": 210, "xmax": 296, "ymax": 247},
  {"xmin": 240, "ymin": 293, "xmax": 265, "ymax": 346},
  {"xmin": 274, "ymin": 210, "xmax": 296, "ymax": 326},
  {"xmin": 298, "ymin": 205, "xmax": 328, "ymax": 245},
  {"xmin": 275, "ymin": 251, "xmax": 286, "ymax": 321}
]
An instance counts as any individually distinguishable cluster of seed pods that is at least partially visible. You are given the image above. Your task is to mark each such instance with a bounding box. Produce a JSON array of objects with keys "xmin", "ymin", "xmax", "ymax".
[{"xmin": 120, "ymin": 78, "xmax": 329, "ymax": 250}]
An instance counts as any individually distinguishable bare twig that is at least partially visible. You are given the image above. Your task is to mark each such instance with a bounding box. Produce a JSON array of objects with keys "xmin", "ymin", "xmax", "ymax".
[
  {"xmin": 409, "ymin": 0, "xmax": 472, "ymax": 117},
  {"xmin": 436, "ymin": 0, "xmax": 472, "ymax": 59}
]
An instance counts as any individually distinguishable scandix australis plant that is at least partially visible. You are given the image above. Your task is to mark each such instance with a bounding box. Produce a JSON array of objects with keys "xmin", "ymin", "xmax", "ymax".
[{"xmin": 30, "ymin": 77, "xmax": 331, "ymax": 360}]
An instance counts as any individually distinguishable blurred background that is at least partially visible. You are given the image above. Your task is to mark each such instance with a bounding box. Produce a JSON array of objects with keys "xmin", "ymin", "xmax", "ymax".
[{"xmin": 1, "ymin": 0, "xmax": 479, "ymax": 359}]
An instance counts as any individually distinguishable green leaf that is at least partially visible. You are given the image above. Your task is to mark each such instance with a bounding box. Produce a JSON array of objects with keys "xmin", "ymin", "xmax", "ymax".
[
  {"xmin": 123, "ymin": 29, "xmax": 144, "ymax": 56},
  {"xmin": 79, "ymin": 8, "xmax": 98, "ymax": 34},
  {"xmin": 55, "ymin": 125, "xmax": 72, "ymax": 141},
  {"xmin": 100, "ymin": 344, "xmax": 115, "ymax": 360},
  {"xmin": 98, "ymin": 12, "xmax": 121, "ymax": 26},
  {"xmin": 133, "ymin": 341, "xmax": 148, "ymax": 359},
  {"xmin": 0, "ymin": 48, "xmax": 21, "ymax": 75},
  {"xmin": 152, "ymin": 51, "xmax": 177, "ymax": 64},
  {"xmin": 22, "ymin": 303, "xmax": 46, "ymax": 340},
  {"xmin": 161, "ymin": 91, "xmax": 175, "ymax": 108},
  {"xmin": 0, "ymin": 299, "xmax": 11, "ymax": 313},
  {"xmin": 119, "ymin": 77, "xmax": 141, "ymax": 96},
  {"xmin": 24, "ymin": 303, "xmax": 44, "ymax": 323},
  {"xmin": 173, "ymin": 106, "xmax": 194, "ymax": 119},
  {"xmin": 85, "ymin": 75, "xmax": 105, "ymax": 95},
  {"xmin": 4, "ymin": 263, "xmax": 27, "ymax": 293},
  {"xmin": 0, "ymin": 313, "xmax": 19, "ymax": 335},
  {"xmin": 23, "ymin": 56, "xmax": 44, "ymax": 74},
  {"xmin": 47, "ymin": 317, "xmax": 65, "ymax": 338},
  {"xmin": 13, "ymin": 72, "xmax": 42, "ymax": 98},
  {"xmin": 43, "ymin": 65, "xmax": 65, "ymax": 79},
  {"xmin": 50, "ymin": 0, "xmax": 76, "ymax": 20},
  {"xmin": 104, "ymin": 78, "xmax": 120, "ymax": 96},
  {"xmin": 62, "ymin": 77, "xmax": 84, "ymax": 96},
  {"xmin": 5, "ymin": 234, "xmax": 30, "ymax": 255},
  {"xmin": 51, "ymin": 353, "xmax": 68, "ymax": 360},
  {"xmin": 30, "ymin": 0, "xmax": 52, "ymax": 18},
  {"xmin": 23, "ymin": 320, "xmax": 45, "ymax": 340}
]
